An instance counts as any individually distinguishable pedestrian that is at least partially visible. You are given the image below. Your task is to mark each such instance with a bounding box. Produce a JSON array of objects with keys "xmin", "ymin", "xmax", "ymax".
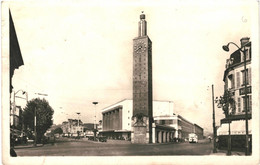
[
  {"xmin": 216, "ymin": 137, "xmax": 219, "ymax": 149},
  {"xmin": 208, "ymin": 136, "xmax": 212, "ymax": 143},
  {"xmin": 10, "ymin": 148, "xmax": 17, "ymax": 157}
]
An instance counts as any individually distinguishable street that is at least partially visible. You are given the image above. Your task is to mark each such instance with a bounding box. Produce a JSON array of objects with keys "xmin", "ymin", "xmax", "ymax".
[{"xmin": 14, "ymin": 139, "xmax": 213, "ymax": 156}]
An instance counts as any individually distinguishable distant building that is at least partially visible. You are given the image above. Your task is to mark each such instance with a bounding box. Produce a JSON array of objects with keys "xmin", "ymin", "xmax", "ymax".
[
  {"xmin": 83, "ymin": 123, "xmax": 94, "ymax": 137},
  {"xmin": 100, "ymin": 99, "xmax": 203, "ymax": 143},
  {"xmin": 176, "ymin": 115, "xmax": 195, "ymax": 140},
  {"xmin": 61, "ymin": 119, "xmax": 84, "ymax": 136},
  {"xmin": 10, "ymin": 106, "xmax": 23, "ymax": 130},
  {"xmin": 154, "ymin": 115, "xmax": 203, "ymax": 141},
  {"xmin": 194, "ymin": 124, "xmax": 204, "ymax": 140}
]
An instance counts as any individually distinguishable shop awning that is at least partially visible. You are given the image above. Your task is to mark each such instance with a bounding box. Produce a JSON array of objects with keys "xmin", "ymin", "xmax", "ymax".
[{"xmin": 217, "ymin": 120, "xmax": 252, "ymax": 135}]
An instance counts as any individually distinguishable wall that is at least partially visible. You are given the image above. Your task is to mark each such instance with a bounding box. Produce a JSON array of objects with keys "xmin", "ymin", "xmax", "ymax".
[{"xmin": 194, "ymin": 124, "xmax": 204, "ymax": 139}]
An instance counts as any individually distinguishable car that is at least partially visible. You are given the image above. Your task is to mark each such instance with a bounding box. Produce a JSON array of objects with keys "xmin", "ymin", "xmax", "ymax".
[
  {"xmin": 98, "ymin": 136, "xmax": 107, "ymax": 142},
  {"xmin": 189, "ymin": 133, "xmax": 198, "ymax": 143}
]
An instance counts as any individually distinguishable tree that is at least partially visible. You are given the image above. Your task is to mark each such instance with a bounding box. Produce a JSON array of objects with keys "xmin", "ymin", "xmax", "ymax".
[
  {"xmin": 216, "ymin": 90, "xmax": 236, "ymax": 118},
  {"xmin": 23, "ymin": 98, "xmax": 54, "ymax": 142},
  {"xmin": 53, "ymin": 127, "xmax": 63, "ymax": 134}
]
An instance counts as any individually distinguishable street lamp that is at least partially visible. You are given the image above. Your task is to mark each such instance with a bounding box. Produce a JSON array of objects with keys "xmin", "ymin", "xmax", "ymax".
[
  {"xmin": 92, "ymin": 102, "xmax": 98, "ymax": 141},
  {"xmin": 76, "ymin": 112, "xmax": 81, "ymax": 136},
  {"xmin": 222, "ymin": 37, "xmax": 251, "ymax": 156},
  {"xmin": 211, "ymin": 85, "xmax": 217, "ymax": 153},
  {"xmin": 11, "ymin": 90, "xmax": 28, "ymax": 148}
]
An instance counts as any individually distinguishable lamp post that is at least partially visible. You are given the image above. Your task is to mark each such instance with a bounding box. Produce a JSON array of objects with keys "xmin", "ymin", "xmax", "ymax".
[
  {"xmin": 222, "ymin": 37, "xmax": 250, "ymax": 155},
  {"xmin": 76, "ymin": 112, "xmax": 81, "ymax": 137},
  {"xmin": 11, "ymin": 90, "xmax": 28, "ymax": 148},
  {"xmin": 92, "ymin": 102, "xmax": 98, "ymax": 141},
  {"xmin": 211, "ymin": 85, "xmax": 217, "ymax": 153},
  {"xmin": 227, "ymin": 113, "xmax": 232, "ymax": 155},
  {"xmin": 34, "ymin": 107, "xmax": 37, "ymax": 147}
]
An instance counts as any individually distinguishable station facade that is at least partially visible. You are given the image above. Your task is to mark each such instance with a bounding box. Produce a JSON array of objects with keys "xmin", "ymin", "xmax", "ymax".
[{"xmin": 100, "ymin": 99, "xmax": 203, "ymax": 143}]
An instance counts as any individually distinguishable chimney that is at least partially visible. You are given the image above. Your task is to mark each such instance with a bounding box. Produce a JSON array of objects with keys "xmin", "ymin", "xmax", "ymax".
[{"xmin": 240, "ymin": 37, "xmax": 250, "ymax": 47}]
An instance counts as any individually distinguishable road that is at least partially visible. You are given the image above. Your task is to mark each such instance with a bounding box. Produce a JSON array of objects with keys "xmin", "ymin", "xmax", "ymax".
[{"xmin": 15, "ymin": 139, "xmax": 213, "ymax": 156}]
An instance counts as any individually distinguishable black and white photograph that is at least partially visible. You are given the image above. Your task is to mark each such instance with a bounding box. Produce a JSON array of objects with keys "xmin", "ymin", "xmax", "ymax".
[{"xmin": 2, "ymin": 0, "xmax": 260, "ymax": 164}]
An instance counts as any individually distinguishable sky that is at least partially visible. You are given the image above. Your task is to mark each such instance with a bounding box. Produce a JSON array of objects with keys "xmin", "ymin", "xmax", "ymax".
[{"xmin": 5, "ymin": 0, "xmax": 253, "ymax": 133}]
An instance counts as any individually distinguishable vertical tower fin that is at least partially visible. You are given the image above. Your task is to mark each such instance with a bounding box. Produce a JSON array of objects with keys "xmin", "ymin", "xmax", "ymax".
[{"xmin": 138, "ymin": 12, "xmax": 147, "ymax": 37}]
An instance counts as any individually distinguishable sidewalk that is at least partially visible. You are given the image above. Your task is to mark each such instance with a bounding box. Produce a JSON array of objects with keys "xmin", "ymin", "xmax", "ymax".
[
  {"xmin": 210, "ymin": 149, "xmax": 245, "ymax": 156},
  {"xmin": 14, "ymin": 142, "xmax": 56, "ymax": 149}
]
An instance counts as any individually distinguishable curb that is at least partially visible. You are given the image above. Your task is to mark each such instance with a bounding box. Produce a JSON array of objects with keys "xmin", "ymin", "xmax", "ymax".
[{"xmin": 210, "ymin": 149, "xmax": 245, "ymax": 156}]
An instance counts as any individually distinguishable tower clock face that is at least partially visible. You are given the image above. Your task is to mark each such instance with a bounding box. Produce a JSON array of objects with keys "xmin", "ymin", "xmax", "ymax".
[{"xmin": 134, "ymin": 41, "xmax": 146, "ymax": 53}]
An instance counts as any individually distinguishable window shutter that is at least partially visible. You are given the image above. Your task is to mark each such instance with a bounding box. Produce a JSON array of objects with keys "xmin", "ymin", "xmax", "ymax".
[
  {"xmin": 249, "ymin": 95, "xmax": 252, "ymax": 112},
  {"xmin": 236, "ymin": 72, "xmax": 240, "ymax": 88},
  {"xmin": 225, "ymin": 78, "xmax": 228, "ymax": 90},
  {"xmin": 238, "ymin": 97, "xmax": 241, "ymax": 112},
  {"xmin": 248, "ymin": 68, "xmax": 251, "ymax": 85},
  {"xmin": 231, "ymin": 74, "xmax": 235, "ymax": 88}
]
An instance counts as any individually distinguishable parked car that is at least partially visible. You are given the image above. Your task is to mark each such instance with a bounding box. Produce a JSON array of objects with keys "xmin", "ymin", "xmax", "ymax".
[{"xmin": 98, "ymin": 136, "xmax": 107, "ymax": 142}]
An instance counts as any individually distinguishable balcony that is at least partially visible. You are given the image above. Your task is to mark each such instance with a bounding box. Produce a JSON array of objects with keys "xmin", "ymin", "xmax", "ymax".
[{"xmin": 221, "ymin": 114, "xmax": 252, "ymax": 124}]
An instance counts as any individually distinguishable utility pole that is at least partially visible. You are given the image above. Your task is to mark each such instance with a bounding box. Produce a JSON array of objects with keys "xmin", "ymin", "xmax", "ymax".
[
  {"xmin": 34, "ymin": 107, "xmax": 37, "ymax": 147},
  {"xmin": 76, "ymin": 112, "xmax": 80, "ymax": 137},
  {"xmin": 92, "ymin": 102, "xmax": 98, "ymax": 141},
  {"xmin": 212, "ymin": 85, "xmax": 217, "ymax": 153}
]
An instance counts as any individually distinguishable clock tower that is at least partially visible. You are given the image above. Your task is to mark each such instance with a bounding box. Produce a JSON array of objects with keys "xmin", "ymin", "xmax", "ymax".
[{"xmin": 132, "ymin": 13, "xmax": 153, "ymax": 143}]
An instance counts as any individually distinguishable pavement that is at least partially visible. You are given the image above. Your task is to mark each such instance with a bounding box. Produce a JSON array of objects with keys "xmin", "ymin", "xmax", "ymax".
[
  {"xmin": 14, "ymin": 143, "xmax": 55, "ymax": 149},
  {"xmin": 210, "ymin": 149, "xmax": 246, "ymax": 156},
  {"xmin": 15, "ymin": 139, "xmax": 213, "ymax": 156},
  {"xmin": 13, "ymin": 138, "xmax": 131, "ymax": 149}
]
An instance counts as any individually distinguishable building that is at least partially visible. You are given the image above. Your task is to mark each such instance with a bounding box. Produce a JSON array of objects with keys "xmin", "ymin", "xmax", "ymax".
[
  {"xmin": 177, "ymin": 115, "xmax": 197, "ymax": 140},
  {"xmin": 100, "ymin": 99, "xmax": 203, "ymax": 143},
  {"xmin": 194, "ymin": 124, "xmax": 204, "ymax": 140},
  {"xmin": 83, "ymin": 123, "xmax": 95, "ymax": 137},
  {"xmin": 61, "ymin": 119, "xmax": 84, "ymax": 136},
  {"xmin": 132, "ymin": 12, "xmax": 153, "ymax": 143},
  {"xmin": 10, "ymin": 106, "xmax": 23, "ymax": 130},
  {"xmin": 217, "ymin": 37, "xmax": 252, "ymax": 152}
]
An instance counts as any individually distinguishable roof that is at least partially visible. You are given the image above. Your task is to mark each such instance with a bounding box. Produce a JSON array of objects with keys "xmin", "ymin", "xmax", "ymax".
[
  {"xmin": 9, "ymin": 10, "xmax": 24, "ymax": 93},
  {"xmin": 194, "ymin": 123, "xmax": 204, "ymax": 130},
  {"xmin": 223, "ymin": 43, "xmax": 251, "ymax": 81}
]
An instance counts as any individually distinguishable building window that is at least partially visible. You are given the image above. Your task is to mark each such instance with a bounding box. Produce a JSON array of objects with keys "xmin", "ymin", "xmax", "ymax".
[
  {"xmin": 241, "ymin": 48, "xmax": 250, "ymax": 62},
  {"xmin": 228, "ymin": 74, "xmax": 234, "ymax": 89},
  {"xmin": 242, "ymin": 96, "xmax": 251, "ymax": 112},
  {"xmin": 249, "ymin": 95, "xmax": 252, "ymax": 112},
  {"xmin": 241, "ymin": 69, "xmax": 249, "ymax": 86},
  {"xmin": 237, "ymin": 97, "xmax": 241, "ymax": 113},
  {"xmin": 165, "ymin": 120, "xmax": 173, "ymax": 124},
  {"xmin": 248, "ymin": 68, "xmax": 251, "ymax": 85},
  {"xmin": 236, "ymin": 72, "xmax": 240, "ymax": 88}
]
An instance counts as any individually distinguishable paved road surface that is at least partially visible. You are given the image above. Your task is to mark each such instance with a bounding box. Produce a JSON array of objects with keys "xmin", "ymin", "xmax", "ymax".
[{"xmin": 15, "ymin": 139, "xmax": 212, "ymax": 156}]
